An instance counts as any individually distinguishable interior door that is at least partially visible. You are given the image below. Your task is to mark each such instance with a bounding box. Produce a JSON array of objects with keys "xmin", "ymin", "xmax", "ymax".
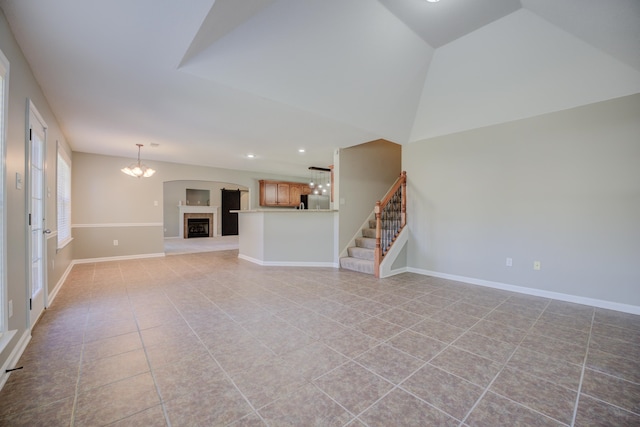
[
  {"xmin": 221, "ymin": 189, "xmax": 240, "ymax": 236},
  {"xmin": 27, "ymin": 102, "xmax": 48, "ymax": 327}
]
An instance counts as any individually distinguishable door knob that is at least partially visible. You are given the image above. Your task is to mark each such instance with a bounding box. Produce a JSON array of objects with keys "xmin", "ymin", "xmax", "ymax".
[{"xmin": 43, "ymin": 229, "xmax": 52, "ymax": 234}]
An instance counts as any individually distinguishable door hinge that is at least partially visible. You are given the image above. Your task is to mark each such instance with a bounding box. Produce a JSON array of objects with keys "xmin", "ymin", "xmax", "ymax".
[
  {"xmin": 28, "ymin": 213, "xmax": 31, "ymax": 226},
  {"xmin": 29, "ymin": 128, "xmax": 32, "ymax": 141},
  {"xmin": 29, "ymin": 298, "xmax": 32, "ymax": 310}
]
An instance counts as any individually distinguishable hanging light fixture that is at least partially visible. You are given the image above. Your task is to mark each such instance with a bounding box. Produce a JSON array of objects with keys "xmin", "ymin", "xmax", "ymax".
[{"xmin": 121, "ymin": 144, "xmax": 156, "ymax": 178}]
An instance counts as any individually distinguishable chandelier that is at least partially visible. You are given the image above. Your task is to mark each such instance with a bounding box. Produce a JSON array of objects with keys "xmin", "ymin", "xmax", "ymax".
[{"xmin": 121, "ymin": 144, "xmax": 156, "ymax": 178}]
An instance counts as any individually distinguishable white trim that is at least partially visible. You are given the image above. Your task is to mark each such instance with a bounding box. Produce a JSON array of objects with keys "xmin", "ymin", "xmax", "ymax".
[
  {"xmin": 47, "ymin": 260, "xmax": 74, "ymax": 307},
  {"xmin": 379, "ymin": 226, "xmax": 409, "ymax": 278},
  {"xmin": 238, "ymin": 254, "xmax": 338, "ymax": 268},
  {"xmin": 26, "ymin": 99, "xmax": 48, "ymax": 329},
  {"xmin": 383, "ymin": 266, "xmax": 409, "ymax": 277},
  {"xmin": 72, "ymin": 223, "xmax": 163, "ymax": 228},
  {"xmin": 0, "ymin": 329, "xmax": 15, "ymax": 360},
  {"xmin": 0, "ymin": 48, "xmax": 9, "ymax": 335},
  {"xmin": 72, "ymin": 253, "xmax": 165, "ymax": 264},
  {"xmin": 407, "ymin": 267, "xmax": 640, "ymax": 315},
  {"xmin": 56, "ymin": 237, "xmax": 73, "ymax": 251},
  {"xmin": 0, "ymin": 330, "xmax": 31, "ymax": 391}
]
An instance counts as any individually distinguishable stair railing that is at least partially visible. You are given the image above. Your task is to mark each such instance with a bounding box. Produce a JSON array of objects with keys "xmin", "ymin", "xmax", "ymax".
[{"xmin": 374, "ymin": 171, "xmax": 406, "ymax": 278}]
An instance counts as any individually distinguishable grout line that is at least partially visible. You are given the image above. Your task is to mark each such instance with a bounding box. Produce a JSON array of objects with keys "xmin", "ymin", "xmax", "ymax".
[
  {"xmin": 68, "ymin": 266, "xmax": 95, "ymax": 427},
  {"xmin": 126, "ymin": 284, "xmax": 172, "ymax": 427},
  {"xmin": 160, "ymin": 273, "xmax": 271, "ymax": 424},
  {"xmin": 570, "ymin": 309, "xmax": 595, "ymax": 427},
  {"xmin": 458, "ymin": 298, "xmax": 553, "ymax": 426},
  {"xmin": 13, "ymin": 256, "xmax": 640, "ymax": 426}
]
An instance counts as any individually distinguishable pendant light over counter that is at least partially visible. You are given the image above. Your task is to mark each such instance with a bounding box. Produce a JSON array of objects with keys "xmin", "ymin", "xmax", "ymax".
[{"xmin": 309, "ymin": 166, "xmax": 331, "ymax": 195}]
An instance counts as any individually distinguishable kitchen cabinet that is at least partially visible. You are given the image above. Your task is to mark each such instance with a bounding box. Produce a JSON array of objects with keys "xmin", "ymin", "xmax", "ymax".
[{"xmin": 259, "ymin": 180, "xmax": 311, "ymax": 207}]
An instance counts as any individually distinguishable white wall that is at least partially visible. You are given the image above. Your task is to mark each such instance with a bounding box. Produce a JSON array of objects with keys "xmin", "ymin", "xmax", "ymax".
[
  {"xmin": 163, "ymin": 180, "xmax": 248, "ymax": 237},
  {"xmin": 404, "ymin": 94, "xmax": 640, "ymax": 308},
  {"xmin": 72, "ymin": 151, "xmax": 309, "ymax": 259},
  {"xmin": 338, "ymin": 139, "xmax": 402, "ymax": 253},
  {"xmin": 0, "ymin": 9, "xmax": 74, "ymax": 377}
]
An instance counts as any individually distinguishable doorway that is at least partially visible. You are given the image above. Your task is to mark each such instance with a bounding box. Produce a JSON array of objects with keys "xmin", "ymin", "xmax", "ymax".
[
  {"xmin": 27, "ymin": 101, "xmax": 48, "ymax": 328},
  {"xmin": 221, "ymin": 189, "xmax": 240, "ymax": 236}
]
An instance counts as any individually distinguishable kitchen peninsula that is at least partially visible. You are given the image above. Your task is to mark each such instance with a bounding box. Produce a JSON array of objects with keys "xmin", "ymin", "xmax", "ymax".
[{"xmin": 235, "ymin": 209, "xmax": 338, "ymax": 267}]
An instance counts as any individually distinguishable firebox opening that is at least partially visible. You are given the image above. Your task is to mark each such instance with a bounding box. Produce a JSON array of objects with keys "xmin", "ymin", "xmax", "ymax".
[{"xmin": 187, "ymin": 218, "xmax": 210, "ymax": 238}]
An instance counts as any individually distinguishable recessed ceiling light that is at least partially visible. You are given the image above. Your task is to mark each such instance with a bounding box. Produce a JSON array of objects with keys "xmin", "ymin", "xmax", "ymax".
[
  {"xmin": 426, "ymin": 0, "xmax": 440, "ymax": 2},
  {"xmin": 246, "ymin": 153, "xmax": 255, "ymax": 158},
  {"xmin": 298, "ymin": 149, "xmax": 305, "ymax": 153}
]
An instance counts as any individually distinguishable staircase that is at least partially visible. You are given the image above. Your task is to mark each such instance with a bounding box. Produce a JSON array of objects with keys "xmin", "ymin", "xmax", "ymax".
[
  {"xmin": 340, "ymin": 220, "xmax": 377, "ymax": 275},
  {"xmin": 340, "ymin": 171, "xmax": 407, "ymax": 277}
]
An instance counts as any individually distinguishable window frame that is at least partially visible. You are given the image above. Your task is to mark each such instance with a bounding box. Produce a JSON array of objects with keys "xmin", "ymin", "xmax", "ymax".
[
  {"xmin": 56, "ymin": 142, "xmax": 72, "ymax": 250},
  {"xmin": 0, "ymin": 48, "xmax": 9, "ymax": 338}
]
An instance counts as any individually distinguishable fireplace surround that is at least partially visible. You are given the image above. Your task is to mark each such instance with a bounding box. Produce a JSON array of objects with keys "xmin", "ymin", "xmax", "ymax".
[{"xmin": 178, "ymin": 205, "xmax": 218, "ymax": 238}]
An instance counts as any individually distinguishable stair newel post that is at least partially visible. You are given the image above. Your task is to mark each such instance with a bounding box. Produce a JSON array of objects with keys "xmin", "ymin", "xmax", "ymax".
[
  {"xmin": 374, "ymin": 201, "xmax": 382, "ymax": 278},
  {"xmin": 400, "ymin": 171, "xmax": 407, "ymax": 228}
]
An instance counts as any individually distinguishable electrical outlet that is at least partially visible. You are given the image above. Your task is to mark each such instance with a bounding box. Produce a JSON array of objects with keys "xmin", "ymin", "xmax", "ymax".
[
  {"xmin": 113, "ymin": 240, "xmax": 119, "ymax": 246},
  {"xmin": 506, "ymin": 257, "xmax": 513, "ymax": 267},
  {"xmin": 534, "ymin": 261, "xmax": 541, "ymax": 270},
  {"xmin": 8, "ymin": 300, "xmax": 13, "ymax": 318},
  {"xmin": 154, "ymin": 200, "xmax": 158, "ymax": 206}
]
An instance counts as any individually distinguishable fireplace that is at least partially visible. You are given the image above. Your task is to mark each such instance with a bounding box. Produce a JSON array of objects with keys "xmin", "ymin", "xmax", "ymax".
[
  {"xmin": 187, "ymin": 218, "xmax": 210, "ymax": 238},
  {"xmin": 178, "ymin": 206, "xmax": 218, "ymax": 238},
  {"xmin": 183, "ymin": 212, "xmax": 214, "ymax": 238}
]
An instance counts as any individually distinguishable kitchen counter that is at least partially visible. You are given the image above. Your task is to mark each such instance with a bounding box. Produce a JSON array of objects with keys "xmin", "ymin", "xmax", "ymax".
[
  {"xmin": 231, "ymin": 209, "xmax": 337, "ymax": 213},
  {"xmin": 234, "ymin": 210, "xmax": 338, "ymax": 267}
]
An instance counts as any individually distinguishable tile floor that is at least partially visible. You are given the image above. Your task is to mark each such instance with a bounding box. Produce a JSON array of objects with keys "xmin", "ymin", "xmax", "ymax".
[
  {"xmin": 164, "ymin": 236, "xmax": 239, "ymax": 255},
  {"xmin": 1, "ymin": 250, "xmax": 639, "ymax": 426}
]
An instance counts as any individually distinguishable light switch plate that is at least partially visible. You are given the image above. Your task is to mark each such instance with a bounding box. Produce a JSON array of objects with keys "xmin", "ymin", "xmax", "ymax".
[{"xmin": 16, "ymin": 172, "xmax": 23, "ymax": 190}]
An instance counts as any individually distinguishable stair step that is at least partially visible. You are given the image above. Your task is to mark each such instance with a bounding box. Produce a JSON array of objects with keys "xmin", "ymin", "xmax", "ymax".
[
  {"xmin": 348, "ymin": 246, "xmax": 374, "ymax": 261},
  {"xmin": 361, "ymin": 228, "xmax": 376, "ymax": 238},
  {"xmin": 340, "ymin": 257, "xmax": 374, "ymax": 275},
  {"xmin": 355, "ymin": 237, "xmax": 376, "ymax": 249}
]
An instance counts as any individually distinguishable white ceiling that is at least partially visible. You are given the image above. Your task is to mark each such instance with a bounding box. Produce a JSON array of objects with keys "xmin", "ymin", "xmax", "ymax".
[{"xmin": 1, "ymin": 0, "xmax": 639, "ymax": 176}]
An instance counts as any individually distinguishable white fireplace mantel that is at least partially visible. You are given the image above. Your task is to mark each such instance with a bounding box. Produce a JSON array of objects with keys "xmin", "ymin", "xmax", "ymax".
[{"xmin": 178, "ymin": 205, "xmax": 219, "ymax": 238}]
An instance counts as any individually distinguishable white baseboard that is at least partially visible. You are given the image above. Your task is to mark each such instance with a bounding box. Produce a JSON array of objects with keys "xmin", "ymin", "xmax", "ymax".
[
  {"xmin": 47, "ymin": 262, "xmax": 75, "ymax": 307},
  {"xmin": 382, "ymin": 267, "xmax": 409, "ymax": 278},
  {"xmin": 72, "ymin": 253, "xmax": 165, "ymax": 264},
  {"xmin": 238, "ymin": 254, "xmax": 338, "ymax": 268},
  {"xmin": 408, "ymin": 267, "xmax": 640, "ymax": 315},
  {"xmin": 0, "ymin": 330, "xmax": 31, "ymax": 391}
]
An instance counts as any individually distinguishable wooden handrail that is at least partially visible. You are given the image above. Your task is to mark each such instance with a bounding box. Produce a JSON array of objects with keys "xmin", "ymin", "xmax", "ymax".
[{"xmin": 374, "ymin": 171, "xmax": 406, "ymax": 278}]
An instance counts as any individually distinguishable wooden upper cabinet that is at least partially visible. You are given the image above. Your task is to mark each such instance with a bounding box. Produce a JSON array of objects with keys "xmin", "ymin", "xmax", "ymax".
[
  {"xmin": 259, "ymin": 180, "xmax": 311, "ymax": 207},
  {"xmin": 276, "ymin": 183, "xmax": 290, "ymax": 205},
  {"xmin": 289, "ymin": 184, "xmax": 302, "ymax": 206},
  {"xmin": 261, "ymin": 182, "xmax": 278, "ymax": 205}
]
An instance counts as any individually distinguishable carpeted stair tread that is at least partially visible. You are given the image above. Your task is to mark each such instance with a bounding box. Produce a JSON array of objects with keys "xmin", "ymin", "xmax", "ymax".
[
  {"xmin": 355, "ymin": 237, "xmax": 376, "ymax": 249},
  {"xmin": 340, "ymin": 257, "xmax": 374, "ymax": 275},
  {"xmin": 348, "ymin": 246, "xmax": 375, "ymax": 261},
  {"xmin": 361, "ymin": 228, "xmax": 376, "ymax": 238}
]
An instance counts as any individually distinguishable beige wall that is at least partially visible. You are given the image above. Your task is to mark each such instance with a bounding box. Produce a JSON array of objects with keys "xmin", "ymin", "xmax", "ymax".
[
  {"xmin": 1, "ymin": 9, "xmax": 74, "ymax": 372},
  {"xmin": 163, "ymin": 180, "xmax": 249, "ymax": 238},
  {"xmin": 72, "ymin": 151, "xmax": 308, "ymax": 259},
  {"xmin": 337, "ymin": 139, "xmax": 402, "ymax": 253},
  {"xmin": 404, "ymin": 93, "xmax": 640, "ymax": 308}
]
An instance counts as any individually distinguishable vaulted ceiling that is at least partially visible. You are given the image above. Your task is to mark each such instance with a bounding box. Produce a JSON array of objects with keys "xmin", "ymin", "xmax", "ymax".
[{"xmin": 1, "ymin": 0, "xmax": 639, "ymax": 176}]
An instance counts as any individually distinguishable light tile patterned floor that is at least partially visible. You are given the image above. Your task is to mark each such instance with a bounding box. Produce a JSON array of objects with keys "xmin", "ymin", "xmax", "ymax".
[{"xmin": 1, "ymin": 250, "xmax": 639, "ymax": 426}]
